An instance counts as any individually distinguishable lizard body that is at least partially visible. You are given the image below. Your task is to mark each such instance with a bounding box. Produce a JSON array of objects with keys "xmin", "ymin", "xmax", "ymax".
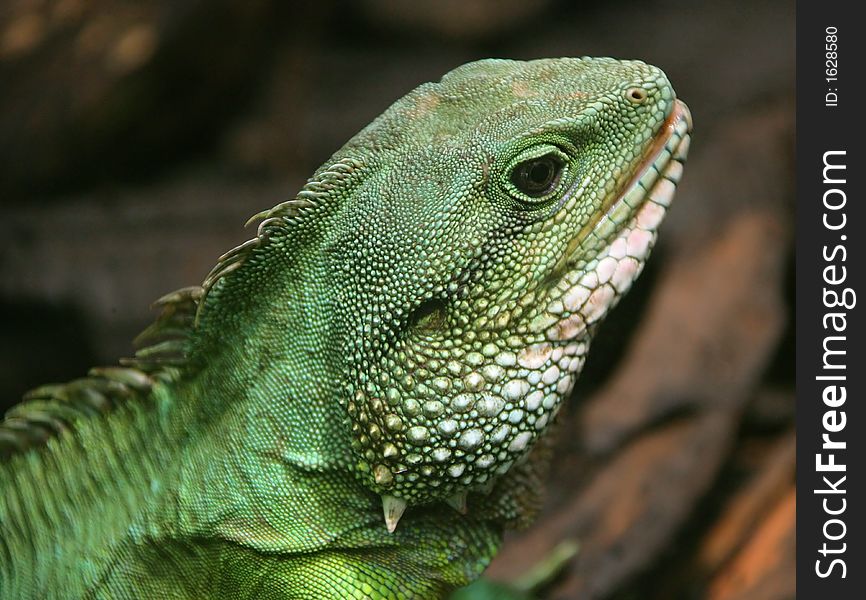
[{"xmin": 0, "ymin": 57, "xmax": 691, "ymax": 599}]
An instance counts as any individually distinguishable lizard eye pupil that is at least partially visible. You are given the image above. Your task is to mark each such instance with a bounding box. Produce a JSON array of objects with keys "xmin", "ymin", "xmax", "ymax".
[{"xmin": 511, "ymin": 154, "xmax": 564, "ymax": 197}]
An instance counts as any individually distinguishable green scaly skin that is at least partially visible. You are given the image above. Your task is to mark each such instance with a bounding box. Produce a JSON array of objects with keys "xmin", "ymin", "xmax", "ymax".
[{"xmin": 0, "ymin": 58, "xmax": 691, "ymax": 599}]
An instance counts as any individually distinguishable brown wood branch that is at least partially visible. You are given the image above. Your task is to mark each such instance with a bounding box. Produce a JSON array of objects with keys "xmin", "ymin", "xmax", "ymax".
[
  {"xmin": 706, "ymin": 486, "xmax": 796, "ymax": 600},
  {"xmin": 699, "ymin": 428, "xmax": 796, "ymax": 574}
]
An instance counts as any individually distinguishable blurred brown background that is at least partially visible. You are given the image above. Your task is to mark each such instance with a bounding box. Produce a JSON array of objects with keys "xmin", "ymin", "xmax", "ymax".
[{"xmin": 0, "ymin": 1, "xmax": 794, "ymax": 598}]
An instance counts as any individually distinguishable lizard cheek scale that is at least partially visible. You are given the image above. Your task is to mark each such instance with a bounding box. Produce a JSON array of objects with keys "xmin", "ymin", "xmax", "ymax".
[{"xmin": 326, "ymin": 60, "xmax": 693, "ymax": 529}]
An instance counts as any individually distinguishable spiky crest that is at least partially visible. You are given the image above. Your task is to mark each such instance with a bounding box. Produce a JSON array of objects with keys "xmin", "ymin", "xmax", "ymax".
[
  {"xmin": 0, "ymin": 157, "xmax": 362, "ymax": 462},
  {"xmin": 0, "ymin": 286, "xmax": 203, "ymax": 461}
]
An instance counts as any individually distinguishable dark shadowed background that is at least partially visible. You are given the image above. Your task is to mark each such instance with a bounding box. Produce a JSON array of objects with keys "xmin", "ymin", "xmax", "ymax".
[{"xmin": 0, "ymin": 1, "xmax": 794, "ymax": 598}]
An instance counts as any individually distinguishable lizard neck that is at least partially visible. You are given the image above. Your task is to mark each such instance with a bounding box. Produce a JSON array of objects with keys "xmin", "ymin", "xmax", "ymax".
[
  {"xmin": 157, "ymin": 228, "xmax": 373, "ymax": 552},
  {"xmin": 185, "ymin": 229, "xmax": 351, "ymax": 469}
]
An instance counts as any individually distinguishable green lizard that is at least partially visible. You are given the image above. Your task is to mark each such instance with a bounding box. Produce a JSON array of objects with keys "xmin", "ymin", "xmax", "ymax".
[{"xmin": 0, "ymin": 57, "xmax": 691, "ymax": 599}]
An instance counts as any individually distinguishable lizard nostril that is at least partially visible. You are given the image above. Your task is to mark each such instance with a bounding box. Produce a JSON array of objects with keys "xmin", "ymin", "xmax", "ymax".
[{"xmin": 625, "ymin": 87, "xmax": 648, "ymax": 103}]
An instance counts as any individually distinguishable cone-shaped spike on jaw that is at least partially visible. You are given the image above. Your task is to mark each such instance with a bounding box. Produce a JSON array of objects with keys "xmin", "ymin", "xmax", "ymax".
[
  {"xmin": 382, "ymin": 495, "xmax": 407, "ymax": 533},
  {"xmin": 446, "ymin": 492, "xmax": 468, "ymax": 514}
]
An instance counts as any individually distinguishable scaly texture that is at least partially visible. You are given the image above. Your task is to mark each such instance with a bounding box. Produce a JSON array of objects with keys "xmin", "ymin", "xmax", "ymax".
[{"xmin": 0, "ymin": 57, "xmax": 691, "ymax": 599}]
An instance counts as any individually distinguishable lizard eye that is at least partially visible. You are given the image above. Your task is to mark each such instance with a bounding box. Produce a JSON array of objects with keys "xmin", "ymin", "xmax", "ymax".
[
  {"xmin": 510, "ymin": 154, "xmax": 564, "ymax": 197},
  {"xmin": 504, "ymin": 146, "xmax": 570, "ymax": 204}
]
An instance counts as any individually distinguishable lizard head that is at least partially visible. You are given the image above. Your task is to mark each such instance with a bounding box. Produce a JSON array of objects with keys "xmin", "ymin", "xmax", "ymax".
[{"xmin": 310, "ymin": 57, "xmax": 692, "ymax": 521}]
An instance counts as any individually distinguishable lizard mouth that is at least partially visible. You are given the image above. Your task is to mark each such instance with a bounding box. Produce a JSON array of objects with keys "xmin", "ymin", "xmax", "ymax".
[
  {"xmin": 600, "ymin": 99, "xmax": 692, "ymax": 232},
  {"xmin": 599, "ymin": 98, "xmax": 692, "ymax": 236},
  {"xmin": 562, "ymin": 99, "xmax": 692, "ymax": 268},
  {"xmin": 529, "ymin": 99, "xmax": 692, "ymax": 342}
]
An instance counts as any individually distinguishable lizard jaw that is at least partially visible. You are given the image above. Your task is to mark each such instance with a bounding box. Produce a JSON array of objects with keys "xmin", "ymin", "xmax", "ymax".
[
  {"xmin": 530, "ymin": 99, "xmax": 692, "ymax": 345},
  {"xmin": 376, "ymin": 104, "xmax": 691, "ymax": 533}
]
